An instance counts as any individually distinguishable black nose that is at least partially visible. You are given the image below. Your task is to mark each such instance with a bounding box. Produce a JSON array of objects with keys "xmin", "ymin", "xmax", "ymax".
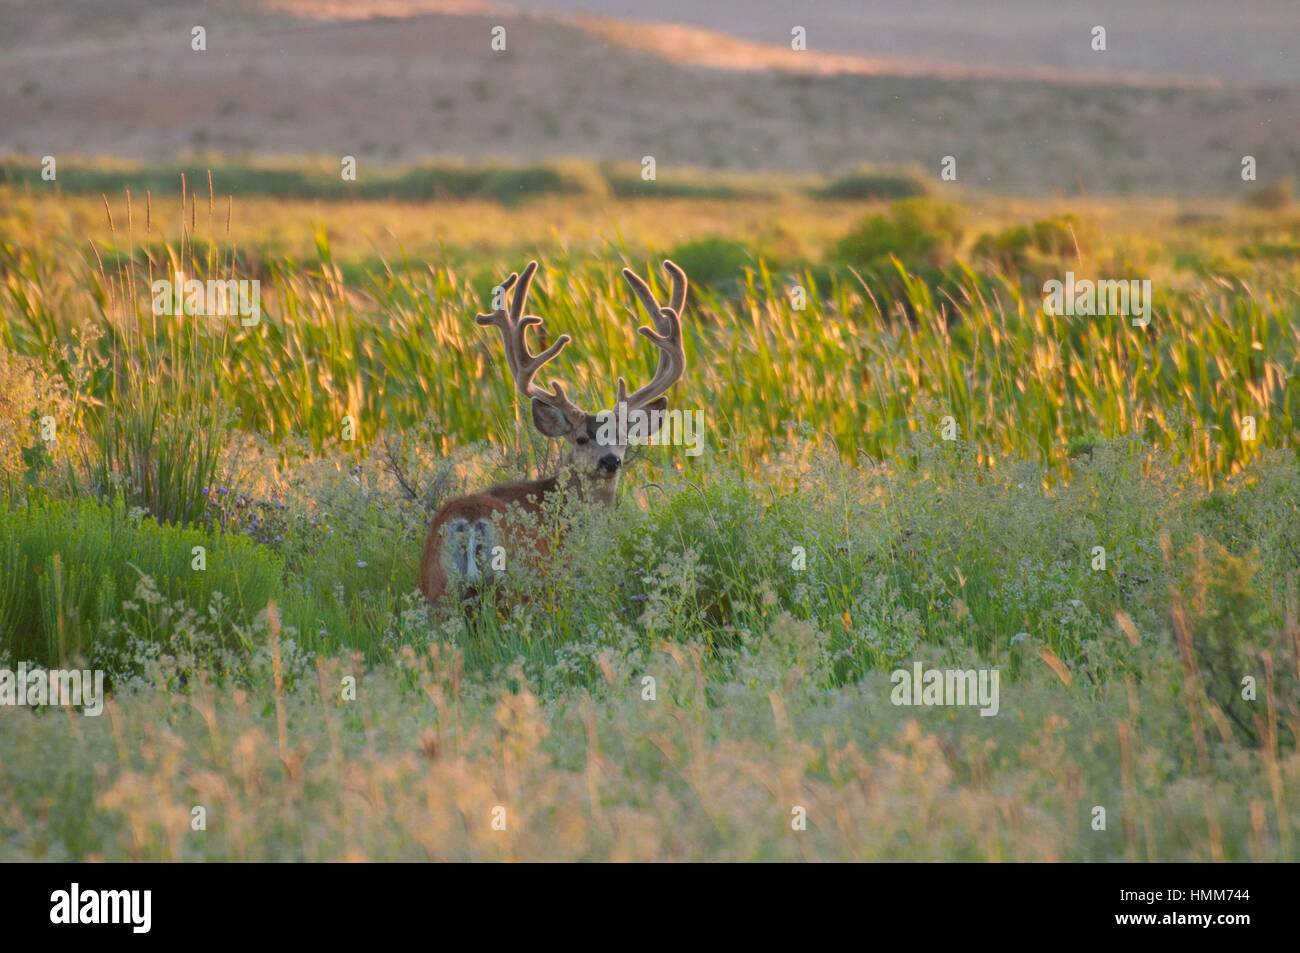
[{"xmin": 598, "ymin": 454, "xmax": 621, "ymax": 472}]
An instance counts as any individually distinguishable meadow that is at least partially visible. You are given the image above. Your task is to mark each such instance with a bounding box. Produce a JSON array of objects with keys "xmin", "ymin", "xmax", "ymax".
[{"xmin": 0, "ymin": 160, "xmax": 1297, "ymax": 860}]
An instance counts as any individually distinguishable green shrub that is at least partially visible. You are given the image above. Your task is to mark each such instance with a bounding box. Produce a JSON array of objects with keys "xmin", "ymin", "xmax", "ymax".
[
  {"xmin": 0, "ymin": 497, "xmax": 282, "ymax": 666},
  {"xmin": 367, "ymin": 164, "xmax": 588, "ymax": 205},
  {"xmin": 1171, "ymin": 540, "xmax": 1296, "ymax": 748},
  {"xmin": 832, "ymin": 199, "xmax": 965, "ymax": 271},
  {"xmin": 973, "ymin": 215, "xmax": 1088, "ymax": 276},
  {"xmin": 811, "ymin": 169, "xmax": 928, "ymax": 201},
  {"xmin": 665, "ymin": 237, "xmax": 753, "ymax": 293},
  {"xmin": 972, "ymin": 224, "xmax": 1033, "ymax": 273},
  {"xmin": 0, "ymin": 159, "xmax": 592, "ymax": 206},
  {"xmin": 602, "ymin": 164, "xmax": 757, "ymax": 200}
]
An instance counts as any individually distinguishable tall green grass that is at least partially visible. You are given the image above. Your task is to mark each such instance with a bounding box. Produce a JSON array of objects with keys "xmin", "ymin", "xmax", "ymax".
[
  {"xmin": 0, "ymin": 496, "xmax": 281, "ymax": 666},
  {"xmin": 1, "ymin": 232, "xmax": 1296, "ymax": 482}
]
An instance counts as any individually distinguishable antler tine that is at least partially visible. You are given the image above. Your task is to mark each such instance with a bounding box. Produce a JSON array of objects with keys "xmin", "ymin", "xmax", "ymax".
[
  {"xmin": 617, "ymin": 260, "xmax": 688, "ymax": 411},
  {"xmin": 509, "ymin": 259, "xmax": 536, "ymax": 321},
  {"xmin": 476, "ymin": 261, "xmax": 580, "ymax": 413},
  {"xmin": 664, "ymin": 258, "xmax": 687, "ymax": 316}
]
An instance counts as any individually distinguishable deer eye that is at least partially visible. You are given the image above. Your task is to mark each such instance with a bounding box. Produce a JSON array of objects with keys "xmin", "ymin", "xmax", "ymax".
[{"xmin": 575, "ymin": 436, "xmax": 589, "ymax": 446}]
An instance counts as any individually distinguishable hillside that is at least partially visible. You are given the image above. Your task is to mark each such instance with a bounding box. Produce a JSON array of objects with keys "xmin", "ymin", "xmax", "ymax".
[{"xmin": 0, "ymin": 0, "xmax": 1295, "ymax": 194}]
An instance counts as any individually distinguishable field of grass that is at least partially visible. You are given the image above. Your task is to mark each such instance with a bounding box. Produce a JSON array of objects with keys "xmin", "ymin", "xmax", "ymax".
[{"xmin": 0, "ymin": 163, "xmax": 1298, "ymax": 860}]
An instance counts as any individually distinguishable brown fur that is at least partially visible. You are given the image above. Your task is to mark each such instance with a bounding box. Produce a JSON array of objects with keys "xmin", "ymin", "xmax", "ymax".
[
  {"xmin": 418, "ymin": 473, "xmax": 609, "ymax": 604},
  {"xmin": 418, "ymin": 259, "xmax": 687, "ymax": 608},
  {"xmin": 418, "ymin": 490, "xmax": 530, "ymax": 605}
]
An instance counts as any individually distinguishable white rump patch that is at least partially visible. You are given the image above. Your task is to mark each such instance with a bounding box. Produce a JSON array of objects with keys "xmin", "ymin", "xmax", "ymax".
[{"xmin": 441, "ymin": 518, "xmax": 500, "ymax": 585}]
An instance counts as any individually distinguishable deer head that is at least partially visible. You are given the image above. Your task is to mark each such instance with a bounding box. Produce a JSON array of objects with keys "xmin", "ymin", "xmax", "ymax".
[{"xmin": 476, "ymin": 259, "xmax": 688, "ymax": 501}]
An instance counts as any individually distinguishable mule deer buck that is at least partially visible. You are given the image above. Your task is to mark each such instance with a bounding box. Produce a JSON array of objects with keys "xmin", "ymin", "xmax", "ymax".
[{"xmin": 419, "ymin": 259, "xmax": 688, "ymax": 605}]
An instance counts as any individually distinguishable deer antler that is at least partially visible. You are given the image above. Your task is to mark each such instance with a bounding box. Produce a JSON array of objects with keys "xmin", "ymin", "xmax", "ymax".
[
  {"xmin": 616, "ymin": 260, "xmax": 687, "ymax": 411},
  {"xmin": 477, "ymin": 261, "xmax": 583, "ymax": 415}
]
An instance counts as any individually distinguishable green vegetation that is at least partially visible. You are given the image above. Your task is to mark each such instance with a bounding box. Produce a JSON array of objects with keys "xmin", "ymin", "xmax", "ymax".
[
  {"xmin": 0, "ymin": 497, "xmax": 281, "ymax": 667},
  {"xmin": 0, "ymin": 167, "xmax": 1298, "ymax": 860},
  {"xmin": 2, "ymin": 195, "xmax": 1296, "ymax": 476},
  {"xmin": 810, "ymin": 168, "xmax": 929, "ymax": 201},
  {"xmin": 0, "ymin": 157, "xmax": 772, "ymax": 207},
  {"xmin": 665, "ymin": 236, "xmax": 754, "ymax": 293},
  {"xmin": 832, "ymin": 197, "xmax": 965, "ymax": 269}
]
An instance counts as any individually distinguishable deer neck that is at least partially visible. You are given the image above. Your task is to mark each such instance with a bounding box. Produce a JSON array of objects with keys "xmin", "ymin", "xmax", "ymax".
[{"xmin": 554, "ymin": 466, "xmax": 620, "ymax": 508}]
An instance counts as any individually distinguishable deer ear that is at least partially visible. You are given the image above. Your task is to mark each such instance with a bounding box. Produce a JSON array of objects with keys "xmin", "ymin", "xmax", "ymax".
[{"xmin": 531, "ymin": 398, "xmax": 574, "ymax": 438}]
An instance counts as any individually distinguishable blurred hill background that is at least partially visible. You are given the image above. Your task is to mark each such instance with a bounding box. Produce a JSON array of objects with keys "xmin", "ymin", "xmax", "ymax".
[{"xmin": 0, "ymin": 0, "xmax": 1296, "ymax": 194}]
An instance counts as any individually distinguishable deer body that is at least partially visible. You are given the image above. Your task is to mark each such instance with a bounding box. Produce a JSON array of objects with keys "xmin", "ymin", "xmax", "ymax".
[{"xmin": 419, "ymin": 260, "xmax": 688, "ymax": 606}]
